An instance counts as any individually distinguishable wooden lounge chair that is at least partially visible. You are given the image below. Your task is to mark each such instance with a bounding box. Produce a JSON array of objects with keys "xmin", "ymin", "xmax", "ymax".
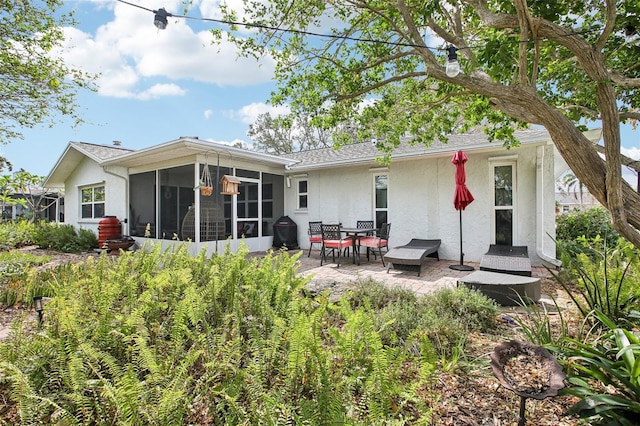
[
  {"xmin": 479, "ymin": 244, "xmax": 532, "ymax": 277},
  {"xmin": 384, "ymin": 239, "xmax": 441, "ymax": 276}
]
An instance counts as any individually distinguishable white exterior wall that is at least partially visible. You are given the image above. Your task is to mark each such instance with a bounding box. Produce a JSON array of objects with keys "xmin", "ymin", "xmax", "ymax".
[
  {"xmin": 65, "ymin": 158, "xmax": 128, "ymax": 236},
  {"xmin": 289, "ymin": 143, "xmax": 554, "ymax": 265}
]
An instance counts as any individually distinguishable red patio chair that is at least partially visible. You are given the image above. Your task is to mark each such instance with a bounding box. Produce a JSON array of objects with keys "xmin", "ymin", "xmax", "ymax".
[
  {"xmin": 307, "ymin": 221, "xmax": 323, "ymax": 257},
  {"xmin": 353, "ymin": 219, "xmax": 375, "ymax": 257},
  {"xmin": 358, "ymin": 223, "xmax": 391, "ymax": 266},
  {"xmin": 320, "ymin": 223, "xmax": 353, "ymax": 268}
]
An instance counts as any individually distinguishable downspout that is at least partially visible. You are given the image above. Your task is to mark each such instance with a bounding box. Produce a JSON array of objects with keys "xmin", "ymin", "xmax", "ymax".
[
  {"xmin": 103, "ymin": 166, "xmax": 130, "ymax": 235},
  {"xmin": 536, "ymin": 145, "xmax": 561, "ymax": 267}
]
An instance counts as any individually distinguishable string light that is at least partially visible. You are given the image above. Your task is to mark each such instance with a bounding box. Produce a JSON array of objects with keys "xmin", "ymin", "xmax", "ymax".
[
  {"xmin": 116, "ymin": 0, "xmax": 605, "ymax": 76},
  {"xmin": 445, "ymin": 46, "xmax": 460, "ymax": 77},
  {"xmin": 153, "ymin": 8, "xmax": 171, "ymax": 30},
  {"xmin": 116, "ymin": 0, "xmax": 454, "ymax": 53}
]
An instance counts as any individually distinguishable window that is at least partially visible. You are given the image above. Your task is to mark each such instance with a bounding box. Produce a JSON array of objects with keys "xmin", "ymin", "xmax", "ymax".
[
  {"xmin": 492, "ymin": 163, "xmax": 516, "ymax": 245},
  {"xmin": 81, "ymin": 185, "xmax": 105, "ymax": 219},
  {"xmin": 374, "ymin": 174, "xmax": 388, "ymax": 227},
  {"xmin": 297, "ymin": 179, "xmax": 308, "ymax": 209}
]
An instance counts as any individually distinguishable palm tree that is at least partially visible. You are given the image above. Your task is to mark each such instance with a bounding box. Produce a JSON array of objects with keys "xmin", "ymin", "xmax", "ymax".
[{"xmin": 561, "ymin": 172, "xmax": 586, "ymax": 209}]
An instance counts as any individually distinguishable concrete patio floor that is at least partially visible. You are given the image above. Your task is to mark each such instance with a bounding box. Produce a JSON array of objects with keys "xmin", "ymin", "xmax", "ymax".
[{"xmin": 290, "ymin": 248, "xmax": 552, "ymax": 298}]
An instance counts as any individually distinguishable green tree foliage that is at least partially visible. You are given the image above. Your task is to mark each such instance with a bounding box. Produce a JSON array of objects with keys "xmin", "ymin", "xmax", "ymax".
[
  {"xmin": 0, "ymin": 171, "xmax": 61, "ymax": 222},
  {"xmin": 214, "ymin": 1, "xmax": 640, "ymax": 248},
  {"xmin": 556, "ymin": 207, "xmax": 619, "ymax": 247},
  {"xmin": 0, "ymin": 0, "xmax": 94, "ymax": 144},
  {"xmin": 248, "ymin": 112, "xmax": 357, "ymax": 153},
  {"xmin": 559, "ymin": 172, "xmax": 586, "ymax": 208}
]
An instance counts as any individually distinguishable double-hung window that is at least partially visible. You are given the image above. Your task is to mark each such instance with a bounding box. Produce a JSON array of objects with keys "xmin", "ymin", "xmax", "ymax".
[{"xmin": 81, "ymin": 185, "xmax": 105, "ymax": 219}]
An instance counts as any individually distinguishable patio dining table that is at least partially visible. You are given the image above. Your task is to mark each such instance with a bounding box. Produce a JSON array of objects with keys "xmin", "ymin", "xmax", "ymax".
[{"xmin": 341, "ymin": 227, "xmax": 378, "ymax": 265}]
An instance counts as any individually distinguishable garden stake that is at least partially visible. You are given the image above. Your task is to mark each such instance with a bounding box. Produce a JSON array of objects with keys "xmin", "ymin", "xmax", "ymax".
[
  {"xmin": 33, "ymin": 296, "xmax": 43, "ymax": 327},
  {"xmin": 518, "ymin": 395, "xmax": 527, "ymax": 426}
]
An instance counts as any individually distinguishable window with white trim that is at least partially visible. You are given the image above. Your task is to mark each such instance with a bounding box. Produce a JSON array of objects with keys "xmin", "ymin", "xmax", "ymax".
[
  {"xmin": 81, "ymin": 185, "xmax": 105, "ymax": 219},
  {"xmin": 492, "ymin": 162, "xmax": 516, "ymax": 245},
  {"xmin": 374, "ymin": 174, "xmax": 388, "ymax": 227},
  {"xmin": 297, "ymin": 179, "xmax": 308, "ymax": 209}
]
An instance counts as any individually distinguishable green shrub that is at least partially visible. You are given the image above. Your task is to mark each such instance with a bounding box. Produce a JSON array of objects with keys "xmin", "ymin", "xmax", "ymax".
[
  {"xmin": 0, "ymin": 251, "xmax": 51, "ymax": 305},
  {"xmin": 511, "ymin": 294, "xmax": 570, "ymax": 346},
  {"xmin": 556, "ymin": 207, "xmax": 619, "ymax": 258},
  {"xmin": 349, "ymin": 278, "xmax": 417, "ymax": 309},
  {"xmin": 421, "ymin": 286, "xmax": 500, "ymax": 333},
  {"xmin": 32, "ymin": 222, "xmax": 97, "ymax": 252},
  {"xmin": 417, "ymin": 287, "xmax": 500, "ymax": 357},
  {"xmin": 0, "ymin": 220, "xmax": 37, "ymax": 249},
  {"xmin": 347, "ymin": 282, "xmax": 499, "ymax": 357}
]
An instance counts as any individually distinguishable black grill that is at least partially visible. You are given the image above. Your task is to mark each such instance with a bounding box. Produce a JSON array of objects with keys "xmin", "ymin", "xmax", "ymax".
[{"xmin": 272, "ymin": 216, "xmax": 298, "ymax": 249}]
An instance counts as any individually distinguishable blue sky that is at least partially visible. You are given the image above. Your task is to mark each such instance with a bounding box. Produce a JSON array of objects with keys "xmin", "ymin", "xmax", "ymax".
[
  {"xmin": 2, "ymin": 0, "xmax": 640, "ymax": 185},
  {"xmin": 2, "ymin": 0, "xmax": 288, "ymax": 176}
]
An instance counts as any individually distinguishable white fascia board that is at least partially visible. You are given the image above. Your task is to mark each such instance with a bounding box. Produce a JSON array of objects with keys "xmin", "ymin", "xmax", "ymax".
[{"xmin": 101, "ymin": 138, "xmax": 295, "ymax": 168}]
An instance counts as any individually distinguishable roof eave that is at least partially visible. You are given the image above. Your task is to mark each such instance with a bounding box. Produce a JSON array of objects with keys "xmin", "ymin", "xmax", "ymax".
[
  {"xmin": 101, "ymin": 138, "xmax": 293, "ymax": 168},
  {"xmin": 287, "ymin": 139, "xmax": 548, "ymax": 172}
]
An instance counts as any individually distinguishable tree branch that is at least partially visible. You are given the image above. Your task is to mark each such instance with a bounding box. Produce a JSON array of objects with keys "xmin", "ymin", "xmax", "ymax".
[
  {"xmin": 591, "ymin": 141, "xmax": 640, "ymax": 173},
  {"xmin": 596, "ymin": 0, "xmax": 617, "ymax": 51},
  {"xmin": 332, "ymin": 71, "xmax": 428, "ymax": 101}
]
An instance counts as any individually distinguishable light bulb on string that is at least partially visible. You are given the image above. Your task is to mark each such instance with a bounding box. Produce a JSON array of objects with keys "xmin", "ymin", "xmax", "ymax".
[
  {"xmin": 445, "ymin": 45, "xmax": 460, "ymax": 77},
  {"xmin": 154, "ymin": 8, "xmax": 171, "ymax": 30}
]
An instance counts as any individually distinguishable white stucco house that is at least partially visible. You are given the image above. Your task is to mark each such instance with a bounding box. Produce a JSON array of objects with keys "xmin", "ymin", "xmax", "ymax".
[{"xmin": 43, "ymin": 128, "xmax": 602, "ymax": 266}]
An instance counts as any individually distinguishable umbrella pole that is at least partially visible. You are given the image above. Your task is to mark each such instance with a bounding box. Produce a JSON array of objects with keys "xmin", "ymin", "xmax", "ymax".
[{"xmin": 450, "ymin": 209, "xmax": 474, "ymax": 271}]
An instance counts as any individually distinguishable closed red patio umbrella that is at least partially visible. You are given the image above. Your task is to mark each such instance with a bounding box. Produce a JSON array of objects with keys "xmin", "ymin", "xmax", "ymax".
[{"xmin": 450, "ymin": 151, "xmax": 475, "ymax": 271}]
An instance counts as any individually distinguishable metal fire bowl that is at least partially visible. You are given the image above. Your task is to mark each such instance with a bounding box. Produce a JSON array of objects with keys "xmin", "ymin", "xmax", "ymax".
[
  {"xmin": 490, "ymin": 339, "xmax": 565, "ymax": 400},
  {"xmin": 104, "ymin": 235, "xmax": 135, "ymax": 252}
]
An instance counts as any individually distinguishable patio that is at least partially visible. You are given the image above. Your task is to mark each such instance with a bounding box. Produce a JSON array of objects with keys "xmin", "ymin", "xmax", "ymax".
[{"xmin": 292, "ymin": 248, "xmax": 553, "ymax": 301}]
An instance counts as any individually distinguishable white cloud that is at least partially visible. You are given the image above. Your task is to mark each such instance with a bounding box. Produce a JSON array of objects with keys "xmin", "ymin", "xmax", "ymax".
[
  {"xmin": 136, "ymin": 83, "xmax": 186, "ymax": 100},
  {"xmin": 204, "ymin": 109, "xmax": 214, "ymax": 119},
  {"xmin": 228, "ymin": 102, "xmax": 290, "ymax": 124},
  {"xmin": 55, "ymin": 0, "xmax": 276, "ymax": 99},
  {"xmin": 622, "ymin": 146, "xmax": 640, "ymax": 160}
]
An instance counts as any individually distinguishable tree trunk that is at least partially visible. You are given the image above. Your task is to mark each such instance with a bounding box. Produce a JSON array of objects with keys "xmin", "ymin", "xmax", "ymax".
[
  {"xmin": 545, "ymin": 111, "xmax": 640, "ymax": 247},
  {"xmin": 480, "ymin": 82, "xmax": 640, "ymax": 247}
]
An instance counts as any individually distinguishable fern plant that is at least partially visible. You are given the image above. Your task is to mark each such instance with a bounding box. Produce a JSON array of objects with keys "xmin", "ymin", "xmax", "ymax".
[{"xmin": 1, "ymin": 241, "xmax": 456, "ymax": 424}]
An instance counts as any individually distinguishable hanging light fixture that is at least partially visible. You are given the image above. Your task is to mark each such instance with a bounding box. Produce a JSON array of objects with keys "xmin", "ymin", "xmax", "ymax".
[
  {"xmin": 445, "ymin": 45, "xmax": 460, "ymax": 78},
  {"xmin": 154, "ymin": 8, "xmax": 171, "ymax": 30}
]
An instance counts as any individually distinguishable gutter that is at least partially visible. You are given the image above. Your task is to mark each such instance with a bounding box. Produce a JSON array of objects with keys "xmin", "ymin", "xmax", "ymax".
[
  {"xmin": 536, "ymin": 145, "xmax": 561, "ymax": 268},
  {"xmin": 103, "ymin": 165, "xmax": 130, "ymax": 235}
]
